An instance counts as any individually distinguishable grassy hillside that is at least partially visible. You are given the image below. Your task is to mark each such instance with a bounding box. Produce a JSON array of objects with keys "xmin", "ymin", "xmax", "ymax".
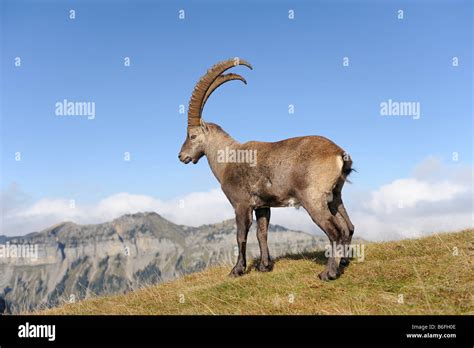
[{"xmin": 39, "ymin": 230, "xmax": 473, "ymax": 315}]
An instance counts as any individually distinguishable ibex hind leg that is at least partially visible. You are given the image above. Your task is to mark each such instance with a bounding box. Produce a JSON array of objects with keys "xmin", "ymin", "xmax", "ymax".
[
  {"xmin": 329, "ymin": 179, "xmax": 355, "ymax": 267},
  {"xmin": 300, "ymin": 194, "xmax": 343, "ymax": 281}
]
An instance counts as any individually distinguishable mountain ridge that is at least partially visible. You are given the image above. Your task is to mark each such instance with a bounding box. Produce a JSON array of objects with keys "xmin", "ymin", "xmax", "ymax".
[
  {"xmin": 0, "ymin": 212, "xmax": 330, "ymax": 313},
  {"xmin": 39, "ymin": 229, "xmax": 473, "ymax": 315}
]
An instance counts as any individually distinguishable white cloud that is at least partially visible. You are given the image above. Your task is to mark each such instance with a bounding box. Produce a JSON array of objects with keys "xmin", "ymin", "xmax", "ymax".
[
  {"xmin": 1, "ymin": 157, "xmax": 472, "ymax": 240},
  {"xmin": 365, "ymin": 178, "xmax": 466, "ymax": 214},
  {"xmin": 1, "ymin": 188, "xmax": 235, "ymax": 236},
  {"xmin": 348, "ymin": 158, "xmax": 473, "ymax": 240}
]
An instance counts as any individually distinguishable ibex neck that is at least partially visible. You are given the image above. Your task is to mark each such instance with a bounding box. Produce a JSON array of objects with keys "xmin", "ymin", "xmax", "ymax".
[{"xmin": 204, "ymin": 124, "xmax": 239, "ymax": 184}]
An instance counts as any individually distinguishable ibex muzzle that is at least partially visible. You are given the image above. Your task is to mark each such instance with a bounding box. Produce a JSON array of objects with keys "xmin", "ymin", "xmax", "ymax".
[{"xmin": 179, "ymin": 58, "xmax": 355, "ymax": 281}]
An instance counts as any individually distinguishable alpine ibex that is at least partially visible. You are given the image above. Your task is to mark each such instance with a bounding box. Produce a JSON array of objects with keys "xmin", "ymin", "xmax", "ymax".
[{"xmin": 179, "ymin": 58, "xmax": 354, "ymax": 281}]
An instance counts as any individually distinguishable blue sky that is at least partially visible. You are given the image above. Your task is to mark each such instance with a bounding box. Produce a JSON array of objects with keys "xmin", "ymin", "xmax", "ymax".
[{"xmin": 1, "ymin": 0, "xmax": 472, "ymax": 237}]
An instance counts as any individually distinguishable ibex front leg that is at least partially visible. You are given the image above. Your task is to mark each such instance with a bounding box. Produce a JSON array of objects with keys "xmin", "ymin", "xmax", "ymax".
[
  {"xmin": 255, "ymin": 208, "xmax": 274, "ymax": 272},
  {"xmin": 229, "ymin": 205, "xmax": 253, "ymax": 277}
]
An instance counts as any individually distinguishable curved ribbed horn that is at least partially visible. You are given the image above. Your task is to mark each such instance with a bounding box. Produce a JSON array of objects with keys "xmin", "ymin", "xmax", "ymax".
[
  {"xmin": 188, "ymin": 58, "xmax": 252, "ymax": 128},
  {"xmin": 201, "ymin": 73, "xmax": 247, "ymax": 112}
]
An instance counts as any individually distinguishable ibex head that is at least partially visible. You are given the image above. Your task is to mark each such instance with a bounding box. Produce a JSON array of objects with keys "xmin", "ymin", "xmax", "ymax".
[{"xmin": 178, "ymin": 58, "xmax": 252, "ymax": 164}]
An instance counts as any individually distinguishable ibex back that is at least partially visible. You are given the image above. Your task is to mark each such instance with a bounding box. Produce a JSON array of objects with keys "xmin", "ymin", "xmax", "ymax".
[{"xmin": 179, "ymin": 58, "xmax": 355, "ymax": 281}]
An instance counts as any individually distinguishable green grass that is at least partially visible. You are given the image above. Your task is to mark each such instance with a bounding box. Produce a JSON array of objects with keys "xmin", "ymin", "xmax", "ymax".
[{"xmin": 37, "ymin": 230, "xmax": 473, "ymax": 315}]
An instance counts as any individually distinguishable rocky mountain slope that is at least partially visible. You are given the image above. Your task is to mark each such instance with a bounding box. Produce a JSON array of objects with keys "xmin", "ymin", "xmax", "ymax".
[
  {"xmin": 41, "ymin": 230, "xmax": 473, "ymax": 315},
  {"xmin": 0, "ymin": 212, "xmax": 328, "ymax": 313}
]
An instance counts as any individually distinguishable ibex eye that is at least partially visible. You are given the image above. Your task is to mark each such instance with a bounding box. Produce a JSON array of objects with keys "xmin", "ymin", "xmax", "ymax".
[{"xmin": 190, "ymin": 135, "xmax": 197, "ymax": 140}]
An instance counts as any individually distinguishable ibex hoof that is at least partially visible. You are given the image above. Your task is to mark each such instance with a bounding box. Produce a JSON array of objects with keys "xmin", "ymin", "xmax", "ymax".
[
  {"xmin": 339, "ymin": 257, "xmax": 351, "ymax": 267},
  {"xmin": 256, "ymin": 261, "xmax": 274, "ymax": 272},
  {"xmin": 318, "ymin": 269, "xmax": 340, "ymax": 281},
  {"xmin": 229, "ymin": 265, "xmax": 245, "ymax": 277}
]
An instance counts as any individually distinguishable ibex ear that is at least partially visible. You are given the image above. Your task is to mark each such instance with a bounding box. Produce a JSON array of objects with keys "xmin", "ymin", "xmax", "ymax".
[{"xmin": 200, "ymin": 119, "xmax": 209, "ymax": 133}]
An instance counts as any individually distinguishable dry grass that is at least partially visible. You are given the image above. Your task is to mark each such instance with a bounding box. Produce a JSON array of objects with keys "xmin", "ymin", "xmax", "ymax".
[{"xmin": 36, "ymin": 230, "xmax": 473, "ymax": 315}]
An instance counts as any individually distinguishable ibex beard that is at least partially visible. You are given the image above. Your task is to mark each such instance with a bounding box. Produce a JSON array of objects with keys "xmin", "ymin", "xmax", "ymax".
[{"xmin": 179, "ymin": 58, "xmax": 355, "ymax": 281}]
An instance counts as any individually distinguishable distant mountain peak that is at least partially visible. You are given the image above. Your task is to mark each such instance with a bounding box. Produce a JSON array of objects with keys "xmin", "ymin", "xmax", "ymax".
[
  {"xmin": 0, "ymin": 211, "xmax": 326, "ymax": 314},
  {"xmin": 114, "ymin": 211, "xmax": 162, "ymax": 219}
]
